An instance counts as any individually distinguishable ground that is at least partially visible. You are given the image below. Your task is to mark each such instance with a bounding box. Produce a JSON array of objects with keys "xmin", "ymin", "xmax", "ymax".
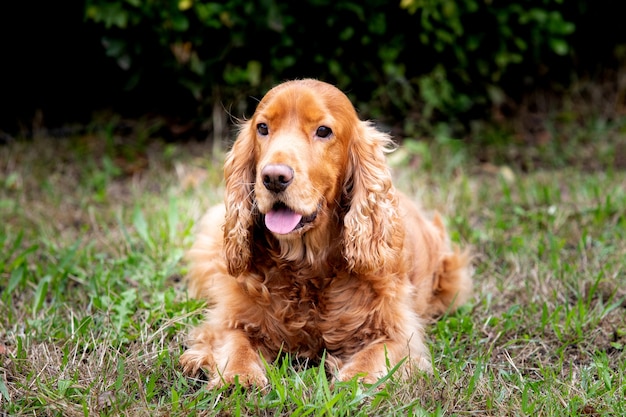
[{"xmin": 1, "ymin": 113, "xmax": 625, "ymax": 415}]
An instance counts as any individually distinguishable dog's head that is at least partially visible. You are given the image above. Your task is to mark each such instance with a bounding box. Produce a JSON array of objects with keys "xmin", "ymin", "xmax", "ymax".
[{"xmin": 222, "ymin": 79, "xmax": 400, "ymax": 275}]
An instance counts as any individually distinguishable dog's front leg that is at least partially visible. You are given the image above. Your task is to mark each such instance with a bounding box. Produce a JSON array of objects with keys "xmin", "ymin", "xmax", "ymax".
[
  {"xmin": 181, "ymin": 324, "xmax": 267, "ymax": 388},
  {"xmin": 335, "ymin": 338, "xmax": 431, "ymax": 384}
]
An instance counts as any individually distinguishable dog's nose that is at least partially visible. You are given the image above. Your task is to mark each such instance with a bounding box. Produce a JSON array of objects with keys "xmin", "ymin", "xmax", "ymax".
[{"xmin": 262, "ymin": 164, "xmax": 294, "ymax": 192}]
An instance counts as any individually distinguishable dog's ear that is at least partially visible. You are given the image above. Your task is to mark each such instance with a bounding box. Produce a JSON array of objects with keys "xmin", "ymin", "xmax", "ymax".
[
  {"xmin": 223, "ymin": 120, "xmax": 256, "ymax": 276},
  {"xmin": 342, "ymin": 121, "xmax": 402, "ymax": 274}
]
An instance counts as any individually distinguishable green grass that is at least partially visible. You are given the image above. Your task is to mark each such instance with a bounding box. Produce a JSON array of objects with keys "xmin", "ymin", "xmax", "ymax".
[{"xmin": 1, "ymin": 122, "xmax": 625, "ymax": 416}]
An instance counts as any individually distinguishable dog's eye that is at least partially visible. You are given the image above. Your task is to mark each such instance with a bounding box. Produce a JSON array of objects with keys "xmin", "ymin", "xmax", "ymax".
[
  {"xmin": 316, "ymin": 126, "xmax": 332, "ymax": 139},
  {"xmin": 257, "ymin": 123, "xmax": 269, "ymax": 136}
]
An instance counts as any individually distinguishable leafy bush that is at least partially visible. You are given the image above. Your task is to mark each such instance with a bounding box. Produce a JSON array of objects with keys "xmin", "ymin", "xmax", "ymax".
[
  {"xmin": 401, "ymin": 0, "xmax": 575, "ymax": 119},
  {"xmin": 84, "ymin": 0, "xmax": 579, "ymax": 132}
]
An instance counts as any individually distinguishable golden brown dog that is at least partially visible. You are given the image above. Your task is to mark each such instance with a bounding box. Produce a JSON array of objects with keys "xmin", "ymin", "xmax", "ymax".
[{"xmin": 180, "ymin": 79, "xmax": 472, "ymax": 388}]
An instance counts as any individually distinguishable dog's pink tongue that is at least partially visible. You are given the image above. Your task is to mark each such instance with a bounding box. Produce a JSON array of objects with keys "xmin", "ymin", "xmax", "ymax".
[{"xmin": 265, "ymin": 207, "xmax": 302, "ymax": 234}]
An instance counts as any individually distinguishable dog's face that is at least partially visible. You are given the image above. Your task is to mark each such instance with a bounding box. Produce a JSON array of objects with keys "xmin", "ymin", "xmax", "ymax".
[
  {"xmin": 223, "ymin": 79, "xmax": 398, "ymax": 275},
  {"xmin": 250, "ymin": 80, "xmax": 356, "ymax": 239}
]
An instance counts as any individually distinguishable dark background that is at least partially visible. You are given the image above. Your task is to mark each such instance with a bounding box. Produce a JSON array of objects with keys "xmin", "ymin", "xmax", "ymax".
[{"xmin": 2, "ymin": 1, "xmax": 625, "ymax": 140}]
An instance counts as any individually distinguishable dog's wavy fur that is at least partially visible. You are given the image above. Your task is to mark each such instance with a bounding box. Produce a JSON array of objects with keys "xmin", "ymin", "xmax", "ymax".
[{"xmin": 180, "ymin": 79, "xmax": 472, "ymax": 387}]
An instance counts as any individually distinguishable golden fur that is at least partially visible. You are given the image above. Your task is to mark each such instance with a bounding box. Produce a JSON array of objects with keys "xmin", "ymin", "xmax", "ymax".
[{"xmin": 180, "ymin": 79, "xmax": 472, "ymax": 387}]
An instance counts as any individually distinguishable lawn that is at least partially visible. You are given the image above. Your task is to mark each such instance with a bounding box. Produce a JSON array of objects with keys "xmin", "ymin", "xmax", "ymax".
[{"xmin": 1, "ymin": 118, "xmax": 625, "ymax": 416}]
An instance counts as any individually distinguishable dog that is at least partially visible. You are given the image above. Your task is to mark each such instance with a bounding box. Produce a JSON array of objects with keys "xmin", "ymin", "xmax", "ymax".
[{"xmin": 180, "ymin": 79, "xmax": 472, "ymax": 388}]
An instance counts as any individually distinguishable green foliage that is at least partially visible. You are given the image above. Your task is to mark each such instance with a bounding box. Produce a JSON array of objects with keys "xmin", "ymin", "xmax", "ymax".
[
  {"xmin": 401, "ymin": 0, "xmax": 575, "ymax": 118},
  {"xmin": 83, "ymin": 0, "xmax": 580, "ymax": 128}
]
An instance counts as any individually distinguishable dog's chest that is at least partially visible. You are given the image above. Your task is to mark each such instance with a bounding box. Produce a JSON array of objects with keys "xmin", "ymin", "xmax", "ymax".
[
  {"xmin": 266, "ymin": 275, "xmax": 327, "ymax": 340},
  {"xmin": 248, "ymin": 270, "xmax": 376, "ymax": 358}
]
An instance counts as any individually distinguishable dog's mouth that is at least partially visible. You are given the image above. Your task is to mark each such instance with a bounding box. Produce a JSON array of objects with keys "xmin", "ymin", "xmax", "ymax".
[{"xmin": 264, "ymin": 202, "xmax": 318, "ymax": 235}]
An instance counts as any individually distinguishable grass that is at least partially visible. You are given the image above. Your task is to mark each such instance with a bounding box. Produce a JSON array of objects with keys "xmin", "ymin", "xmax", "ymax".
[{"xmin": 1, "ymin": 118, "xmax": 625, "ymax": 416}]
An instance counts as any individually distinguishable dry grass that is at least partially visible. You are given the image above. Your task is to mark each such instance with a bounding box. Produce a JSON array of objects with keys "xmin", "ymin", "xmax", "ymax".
[{"xmin": 1, "ymin": 118, "xmax": 625, "ymax": 416}]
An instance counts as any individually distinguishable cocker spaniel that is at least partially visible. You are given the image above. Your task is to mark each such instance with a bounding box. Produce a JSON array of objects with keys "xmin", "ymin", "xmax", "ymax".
[{"xmin": 180, "ymin": 79, "xmax": 472, "ymax": 387}]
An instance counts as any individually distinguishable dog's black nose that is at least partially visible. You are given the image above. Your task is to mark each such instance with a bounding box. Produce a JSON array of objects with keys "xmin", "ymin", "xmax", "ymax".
[{"xmin": 262, "ymin": 164, "xmax": 294, "ymax": 192}]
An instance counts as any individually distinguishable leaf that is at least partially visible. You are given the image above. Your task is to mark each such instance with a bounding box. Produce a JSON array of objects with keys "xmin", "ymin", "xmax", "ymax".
[
  {"xmin": 170, "ymin": 13, "xmax": 189, "ymax": 31},
  {"xmin": 33, "ymin": 275, "xmax": 51, "ymax": 315},
  {"xmin": 7, "ymin": 264, "xmax": 25, "ymax": 296},
  {"xmin": 57, "ymin": 379, "xmax": 72, "ymax": 396},
  {"xmin": 167, "ymin": 197, "xmax": 179, "ymax": 243},
  {"xmin": 113, "ymin": 289, "xmax": 138, "ymax": 331},
  {"xmin": 132, "ymin": 206, "xmax": 154, "ymax": 249},
  {"xmin": 178, "ymin": 0, "xmax": 192, "ymax": 11},
  {"xmin": 0, "ymin": 377, "xmax": 9, "ymax": 402},
  {"xmin": 549, "ymin": 38, "xmax": 569, "ymax": 56}
]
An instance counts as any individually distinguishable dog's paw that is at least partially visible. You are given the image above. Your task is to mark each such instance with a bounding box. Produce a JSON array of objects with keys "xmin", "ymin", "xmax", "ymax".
[
  {"xmin": 179, "ymin": 347, "xmax": 213, "ymax": 376},
  {"xmin": 335, "ymin": 364, "xmax": 380, "ymax": 384},
  {"xmin": 208, "ymin": 368, "xmax": 269, "ymax": 389},
  {"xmin": 335, "ymin": 352, "xmax": 432, "ymax": 385},
  {"xmin": 181, "ymin": 349, "xmax": 268, "ymax": 389}
]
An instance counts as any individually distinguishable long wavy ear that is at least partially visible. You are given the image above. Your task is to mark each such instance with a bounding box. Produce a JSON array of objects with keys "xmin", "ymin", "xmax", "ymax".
[
  {"xmin": 342, "ymin": 121, "xmax": 401, "ymax": 274},
  {"xmin": 223, "ymin": 120, "xmax": 256, "ymax": 276}
]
